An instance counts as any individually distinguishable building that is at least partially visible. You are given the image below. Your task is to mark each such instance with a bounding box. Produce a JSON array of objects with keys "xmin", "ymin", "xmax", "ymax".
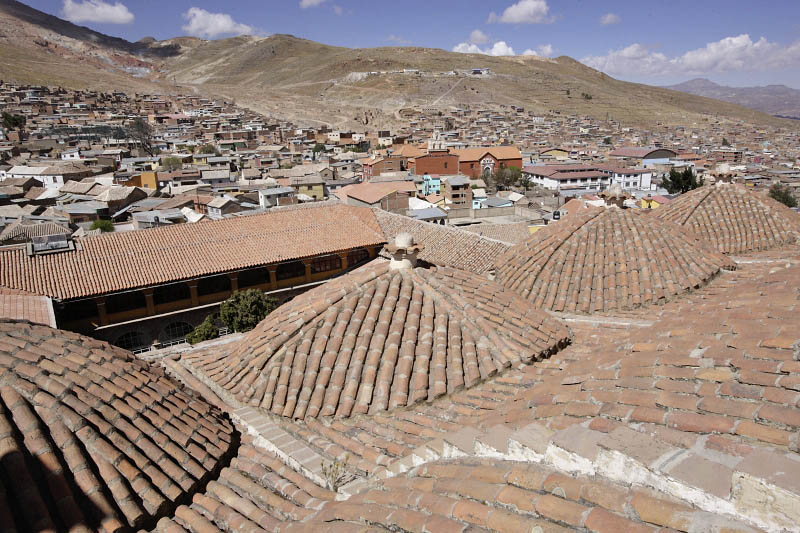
[
  {"xmin": 608, "ymin": 147, "xmax": 678, "ymax": 168},
  {"xmin": 258, "ymin": 186, "xmax": 296, "ymax": 208},
  {"xmin": 0, "ymin": 204, "xmax": 385, "ymax": 349},
  {"xmin": 408, "ymin": 150, "xmax": 459, "ymax": 176},
  {"xmin": 450, "ymin": 146, "xmax": 524, "ymax": 178},
  {"xmin": 360, "ymin": 154, "xmax": 407, "ymax": 180},
  {"xmin": 289, "ymin": 175, "xmax": 325, "ymax": 201},
  {"xmin": 334, "ymin": 181, "xmax": 416, "ymax": 212},
  {"xmin": 422, "ymin": 174, "xmax": 442, "ymax": 196},
  {"xmin": 443, "ymin": 175, "xmax": 472, "ymax": 208},
  {"xmin": 711, "ymin": 148, "xmax": 745, "ymax": 163},
  {"xmin": 523, "ymin": 164, "xmax": 612, "ymax": 191}
]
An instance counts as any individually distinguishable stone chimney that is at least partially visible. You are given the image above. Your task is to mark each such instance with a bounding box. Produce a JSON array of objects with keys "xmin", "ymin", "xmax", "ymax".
[
  {"xmin": 386, "ymin": 233, "xmax": 423, "ymax": 270},
  {"xmin": 599, "ymin": 184, "xmax": 629, "ymax": 209}
]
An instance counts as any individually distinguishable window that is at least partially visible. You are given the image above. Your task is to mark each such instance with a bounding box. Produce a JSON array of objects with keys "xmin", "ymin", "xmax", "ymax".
[
  {"xmin": 311, "ymin": 255, "xmax": 342, "ymax": 274},
  {"xmin": 198, "ymin": 274, "xmax": 231, "ymax": 296},
  {"xmin": 160, "ymin": 322, "xmax": 193, "ymax": 343},
  {"xmin": 276, "ymin": 260, "xmax": 306, "ymax": 281},
  {"xmin": 444, "ymin": 162, "xmax": 448, "ymax": 169},
  {"xmin": 115, "ymin": 331, "xmax": 148, "ymax": 351},
  {"xmin": 106, "ymin": 291, "xmax": 146, "ymax": 314},
  {"xmin": 347, "ymin": 248, "xmax": 370, "ymax": 266},
  {"xmin": 153, "ymin": 282, "xmax": 191, "ymax": 305},
  {"xmin": 239, "ymin": 267, "xmax": 269, "ymax": 288}
]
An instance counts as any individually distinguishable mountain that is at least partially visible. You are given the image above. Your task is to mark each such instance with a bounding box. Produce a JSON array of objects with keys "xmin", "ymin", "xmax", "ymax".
[
  {"xmin": 0, "ymin": 0, "xmax": 794, "ymax": 130},
  {"xmin": 665, "ymin": 78, "xmax": 800, "ymax": 119}
]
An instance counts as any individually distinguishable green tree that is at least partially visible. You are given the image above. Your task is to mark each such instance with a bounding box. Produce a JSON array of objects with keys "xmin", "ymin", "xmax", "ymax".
[
  {"xmin": 126, "ymin": 117, "xmax": 154, "ymax": 156},
  {"xmin": 603, "ymin": 137, "xmax": 612, "ymax": 145},
  {"xmin": 198, "ymin": 143, "xmax": 218, "ymax": 155},
  {"xmin": 186, "ymin": 314, "xmax": 220, "ymax": 344},
  {"xmin": 219, "ymin": 289, "xmax": 278, "ymax": 333},
  {"xmin": 722, "ymin": 137, "xmax": 730, "ymax": 147},
  {"xmin": 1, "ymin": 112, "xmax": 26, "ymax": 130},
  {"xmin": 90, "ymin": 219, "xmax": 114, "ymax": 232},
  {"xmin": 491, "ymin": 166, "xmax": 522, "ymax": 191},
  {"xmin": 769, "ymin": 183, "xmax": 798, "ymax": 208},
  {"xmin": 161, "ymin": 156, "xmax": 183, "ymax": 171},
  {"xmin": 519, "ymin": 173, "xmax": 532, "ymax": 191},
  {"xmin": 662, "ymin": 167, "xmax": 703, "ymax": 194},
  {"xmin": 313, "ymin": 143, "xmax": 327, "ymax": 153}
]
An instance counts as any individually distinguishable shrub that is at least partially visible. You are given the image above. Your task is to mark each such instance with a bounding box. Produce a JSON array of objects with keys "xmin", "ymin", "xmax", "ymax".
[
  {"xmin": 186, "ymin": 314, "xmax": 220, "ymax": 344},
  {"xmin": 769, "ymin": 183, "xmax": 798, "ymax": 208},
  {"xmin": 219, "ymin": 289, "xmax": 278, "ymax": 333},
  {"xmin": 90, "ymin": 219, "xmax": 114, "ymax": 232}
]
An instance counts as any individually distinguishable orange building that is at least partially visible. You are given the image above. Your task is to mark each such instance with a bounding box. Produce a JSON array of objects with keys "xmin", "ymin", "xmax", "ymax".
[{"xmin": 450, "ymin": 147, "xmax": 523, "ymax": 178}]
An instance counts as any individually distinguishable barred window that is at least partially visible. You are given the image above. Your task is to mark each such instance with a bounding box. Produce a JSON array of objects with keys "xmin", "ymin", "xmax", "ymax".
[{"xmin": 311, "ymin": 255, "xmax": 342, "ymax": 274}]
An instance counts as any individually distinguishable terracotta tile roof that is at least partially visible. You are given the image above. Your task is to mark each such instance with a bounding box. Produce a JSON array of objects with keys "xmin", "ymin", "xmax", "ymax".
[
  {"xmin": 334, "ymin": 181, "xmax": 417, "ymax": 204},
  {"xmin": 0, "ymin": 320, "xmax": 235, "ymax": 531},
  {"xmin": 654, "ymin": 184, "xmax": 800, "ymax": 254},
  {"xmin": 492, "ymin": 206, "xmax": 735, "ymax": 314},
  {"xmin": 461, "ymin": 222, "xmax": 533, "ymax": 244},
  {"xmin": 373, "ymin": 210, "xmax": 509, "ymax": 274},
  {"xmin": 290, "ymin": 458, "xmax": 760, "ymax": 532},
  {"xmin": 450, "ymin": 146, "xmax": 522, "ymax": 162},
  {"xmin": 0, "ymin": 289, "xmax": 55, "ymax": 326},
  {"xmin": 0, "ymin": 219, "xmax": 71, "ymax": 241},
  {"xmin": 0, "ymin": 204, "xmax": 386, "ymax": 300},
  {"xmin": 181, "ymin": 260, "xmax": 570, "ymax": 420}
]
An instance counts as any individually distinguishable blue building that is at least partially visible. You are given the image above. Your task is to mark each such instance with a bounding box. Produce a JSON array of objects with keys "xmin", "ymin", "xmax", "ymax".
[{"xmin": 422, "ymin": 174, "xmax": 441, "ymax": 196}]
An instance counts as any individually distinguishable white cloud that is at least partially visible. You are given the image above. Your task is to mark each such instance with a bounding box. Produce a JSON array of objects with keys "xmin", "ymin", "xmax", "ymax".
[
  {"xmin": 488, "ymin": 0, "xmax": 553, "ymax": 24},
  {"xmin": 470, "ymin": 29, "xmax": 489, "ymax": 45},
  {"xmin": 600, "ymin": 13, "xmax": 620, "ymax": 25},
  {"xmin": 522, "ymin": 43, "xmax": 553, "ymax": 57},
  {"xmin": 182, "ymin": 7, "xmax": 253, "ymax": 39},
  {"xmin": 453, "ymin": 41, "xmax": 516, "ymax": 56},
  {"xmin": 61, "ymin": 0, "xmax": 134, "ymax": 24},
  {"xmin": 582, "ymin": 34, "xmax": 800, "ymax": 78},
  {"xmin": 300, "ymin": 0, "xmax": 326, "ymax": 8},
  {"xmin": 333, "ymin": 5, "xmax": 343, "ymax": 15}
]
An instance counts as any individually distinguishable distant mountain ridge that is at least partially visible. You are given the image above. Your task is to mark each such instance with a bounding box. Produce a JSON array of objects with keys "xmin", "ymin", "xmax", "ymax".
[
  {"xmin": 665, "ymin": 78, "xmax": 800, "ymax": 119},
  {"xmin": 0, "ymin": 0, "xmax": 795, "ymax": 130}
]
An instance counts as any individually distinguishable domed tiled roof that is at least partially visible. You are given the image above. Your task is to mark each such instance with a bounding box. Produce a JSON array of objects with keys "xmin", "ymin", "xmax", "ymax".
[
  {"xmin": 492, "ymin": 205, "xmax": 735, "ymax": 314},
  {"xmin": 182, "ymin": 248, "xmax": 570, "ymax": 421},
  {"xmin": 0, "ymin": 321, "xmax": 235, "ymax": 532},
  {"xmin": 655, "ymin": 183, "xmax": 800, "ymax": 254}
]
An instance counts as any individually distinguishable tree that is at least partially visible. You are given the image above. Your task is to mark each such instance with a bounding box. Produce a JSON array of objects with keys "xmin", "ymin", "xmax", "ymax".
[
  {"xmin": 198, "ymin": 143, "xmax": 218, "ymax": 155},
  {"xmin": 603, "ymin": 137, "xmax": 612, "ymax": 145},
  {"xmin": 126, "ymin": 117, "xmax": 154, "ymax": 156},
  {"xmin": 186, "ymin": 314, "xmax": 220, "ymax": 344},
  {"xmin": 769, "ymin": 183, "xmax": 798, "ymax": 208},
  {"xmin": 491, "ymin": 166, "xmax": 522, "ymax": 191},
  {"xmin": 519, "ymin": 173, "xmax": 533, "ymax": 191},
  {"xmin": 90, "ymin": 219, "xmax": 114, "ymax": 232},
  {"xmin": 1, "ymin": 112, "xmax": 26, "ymax": 130},
  {"xmin": 219, "ymin": 289, "xmax": 278, "ymax": 333},
  {"xmin": 722, "ymin": 137, "xmax": 731, "ymax": 147},
  {"xmin": 662, "ymin": 167, "xmax": 703, "ymax": 194},
  {"xmin": 161, "ymin": 157, "xmax": 183, "ymax": 171}
]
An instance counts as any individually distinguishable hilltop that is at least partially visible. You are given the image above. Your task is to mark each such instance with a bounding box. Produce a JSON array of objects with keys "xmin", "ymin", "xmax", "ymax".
[
  {"xmin": 0, "ymin": 0, "xmax": 794, "ymax": 130},
  {"xmin": 665, "ymin": 78, "xmax": 800, "ymax": 119}
]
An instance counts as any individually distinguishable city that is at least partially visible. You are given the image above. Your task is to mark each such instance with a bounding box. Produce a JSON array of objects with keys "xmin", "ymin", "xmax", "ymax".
[{"xmin": 0, "ymin": 1, "xmax": 799, "ymax": 532}]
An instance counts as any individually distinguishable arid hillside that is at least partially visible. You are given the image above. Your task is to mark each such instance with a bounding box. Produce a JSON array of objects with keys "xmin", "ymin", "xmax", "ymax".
[{"xmin": 0, "ymin": 0, "xmax": 794, "ymax": 130}]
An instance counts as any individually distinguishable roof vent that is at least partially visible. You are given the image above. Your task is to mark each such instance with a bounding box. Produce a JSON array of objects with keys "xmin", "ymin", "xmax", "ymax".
[{"xmin": 386, "ymin": 232, "xmax": 423, "ymax": 270}]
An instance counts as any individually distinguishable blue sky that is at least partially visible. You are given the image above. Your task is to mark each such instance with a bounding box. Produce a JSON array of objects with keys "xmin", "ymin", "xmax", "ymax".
[{"xmin": 25, "ymin": 0, "xmax": 800, "ymax": 88}]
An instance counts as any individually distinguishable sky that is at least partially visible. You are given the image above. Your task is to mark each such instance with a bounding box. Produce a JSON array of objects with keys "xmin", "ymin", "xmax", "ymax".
[{"xmin": 23, "ymin": 0, "xmax": 800, "ymax": 88}]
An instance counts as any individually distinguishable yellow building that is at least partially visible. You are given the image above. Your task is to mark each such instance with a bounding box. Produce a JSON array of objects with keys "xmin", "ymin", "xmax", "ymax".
[{"xmin": 641, "ymin": 195, "xmax": 671, "ymax": 209}]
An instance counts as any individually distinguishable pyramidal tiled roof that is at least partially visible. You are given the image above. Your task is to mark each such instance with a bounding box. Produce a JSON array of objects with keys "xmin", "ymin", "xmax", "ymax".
[
  {"xmin": 655, "ymin": 183, "xmax": 800, "ymax": 254},
  {"xmin": 0, "ymin": 321, "xmax": 236, "ymax": 532},
  {"xmin": 492, "ymin": 205, "xmax": 735, "ymax": 314},
  {"xmin": 181, "ymin": 259, "xmax": 570, "ymax": 420}
]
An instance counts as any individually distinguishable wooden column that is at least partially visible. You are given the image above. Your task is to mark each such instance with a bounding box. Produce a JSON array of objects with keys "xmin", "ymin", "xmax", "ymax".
[
  {"xmin": 229, "ymin": 274, "xmax": 239, "ymax": 293},
  {"xmin": 268, "ymin": 266, "xmax": 278, "ymax": 290},
  {"xmin": 338, "ymin": 252, "xmax": 349, "ymax": 271},
  {"xmin": 188, "ymin": 283, "xmax": 199, "ymax": 307},
  {"xmin": 143, "ymin": 289, "xmax": 155, "ymax": 315},
  {"xmin": 96, "ymin": 298, "xmax": 108, "ymax": 326},
  {"xmin": 302, "ymin": 259, "xmax": 312, "ymax": 283}
]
